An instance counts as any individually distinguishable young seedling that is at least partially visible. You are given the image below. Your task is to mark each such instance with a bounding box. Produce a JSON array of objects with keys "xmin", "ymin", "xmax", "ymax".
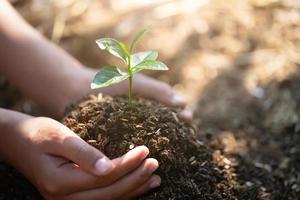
[{"xmin": 91, "ymin": 29, "xmax": 168, "ymax": 107}]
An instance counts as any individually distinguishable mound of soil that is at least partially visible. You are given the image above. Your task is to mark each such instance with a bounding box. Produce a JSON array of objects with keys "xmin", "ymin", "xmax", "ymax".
[{"xmin": 62, "ymin": 95, "xmax": 237, "ymax": 200}]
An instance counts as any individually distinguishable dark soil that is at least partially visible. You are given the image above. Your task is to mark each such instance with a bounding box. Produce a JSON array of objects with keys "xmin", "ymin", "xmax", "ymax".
[
  {"xmin": 0, "ymin": 163, "xmax": 42, "ymax": 200},
  {"xmin": 62, "ymin": 95, "xmax": 239, "ymax": 200},
  {"xmin": 194, "ymin": 73, "xmax": 300, "ymax": 200}
]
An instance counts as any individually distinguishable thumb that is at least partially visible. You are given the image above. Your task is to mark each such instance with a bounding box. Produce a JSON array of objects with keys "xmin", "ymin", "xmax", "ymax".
[
  {"xmin": 133, "ymin": 74, "xmax": 187, "ymax": 107},
  {"xmin": 65, "ymin": 137, "xmax": 113, "ymax": 176},
  {"xmin": 54, "ymin": 126, "xmax": 113, "ymax": 176}
]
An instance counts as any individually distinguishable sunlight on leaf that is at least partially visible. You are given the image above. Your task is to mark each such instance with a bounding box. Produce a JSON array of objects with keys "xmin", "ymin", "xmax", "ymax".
[
  {"xmin": 132, "ymin": 60, "xmax": 168, "ymax": 74},
  {"xmin": 91, "ymin": 66, "xmax": 129, "ymax": 89},
  {"xmin": 96, "ymin": 38, "xmax": 128, "ymax": 63},
  {"xmin": 131, "ymin": 51, "xmax": 158, "ymax": 68},
  {"xmin": 120, "ymin": 42, "xmax": 130, "ymax": 56},
  {"xmin": 129, "ymin": 29, "xmax": 148, "ymax": 53}
]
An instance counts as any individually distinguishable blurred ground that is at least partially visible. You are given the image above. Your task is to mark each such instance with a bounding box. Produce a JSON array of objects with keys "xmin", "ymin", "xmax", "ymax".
[{"xmin": 1, "ymin": 0, "xmax": 300, "ymax": 199}]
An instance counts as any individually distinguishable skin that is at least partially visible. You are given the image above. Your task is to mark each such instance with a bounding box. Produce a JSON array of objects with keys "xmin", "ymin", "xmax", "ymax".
[{"xmin": 0, "ymin": 0, "xmax": 192, "ymax": 199}]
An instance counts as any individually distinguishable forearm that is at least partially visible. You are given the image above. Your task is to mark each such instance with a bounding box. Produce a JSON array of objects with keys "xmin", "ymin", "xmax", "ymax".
[
  {"xmin": 0, "ymin": 1, "xmax": 171, "ymax": 118},
  {"xmin": 0, "ymin": 108, "xmax": 33, "ymax": 173},
  {"xmin": 0, "ymin": 1, "xmax": 96, "ymax": 116}
]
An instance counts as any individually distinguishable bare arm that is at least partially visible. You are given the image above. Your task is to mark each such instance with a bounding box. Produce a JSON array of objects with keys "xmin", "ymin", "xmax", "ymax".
[{"xmin": 0, "ymin": 0, "xmax": 97, "ymax": 116}]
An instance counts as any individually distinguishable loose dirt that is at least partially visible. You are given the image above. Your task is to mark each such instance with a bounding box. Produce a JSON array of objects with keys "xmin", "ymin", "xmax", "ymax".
[{"xmin": 62, "ymin": 95, "xmax": 238, "ymax": 200}]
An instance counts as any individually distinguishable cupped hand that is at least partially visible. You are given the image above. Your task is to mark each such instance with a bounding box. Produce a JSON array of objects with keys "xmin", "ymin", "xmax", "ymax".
[
  {"xmin": 9, "ymin": 116, "xmax": 160, "ymax": 200},
  {"xmin": 132, "ymin": 74, "xmax": 193, "ymax": 122}
]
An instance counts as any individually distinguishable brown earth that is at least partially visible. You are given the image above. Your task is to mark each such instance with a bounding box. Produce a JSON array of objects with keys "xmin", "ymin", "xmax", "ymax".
[{"xmin": 62, "ymin": 95, "xmax": 238, "ymax": 200}]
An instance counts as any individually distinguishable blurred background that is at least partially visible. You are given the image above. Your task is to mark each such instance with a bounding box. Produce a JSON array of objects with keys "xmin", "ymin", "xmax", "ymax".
[{"xmin": 1, "ymin": 0, "xmax": 300, "ymax": 199}]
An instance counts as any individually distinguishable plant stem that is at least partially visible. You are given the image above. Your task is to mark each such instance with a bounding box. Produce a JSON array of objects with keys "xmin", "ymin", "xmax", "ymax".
[
  {"xmin": 128, "ymin": 75, "xmax": 133, "ymax": 107},
  {"xmin": 128, "ymin": 56, "xmax": 133, "ymax": 107}
]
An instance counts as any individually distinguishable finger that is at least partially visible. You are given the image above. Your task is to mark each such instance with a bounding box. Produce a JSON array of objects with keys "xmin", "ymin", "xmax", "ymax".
[
  {"xmin": 170, "ymin": 94, "xmax": 188, "ymax": 108},
  {"xmin": 109, "ymin": 145, "xmax": 150, "ymax": 183},
  {"xmin": 133, "ymin": 74, "xmax": 187, "ymax": 108},
  {"xmin": 135, "ymin": 74, "xmax": 192, "ymax": 123},
  {"xmin": 132, "ymin": 74, "xmax": 193, "ymax": 123},
  {"xmin": 43, "ymin": 146, "xmax": 150, "ymax": 195},
  {"xmin": 61, "ymin": 158, "xmax": 159, "ymax": 200},
  {"xmin": 123, "ymin": 175, "xmax": 161, "ymax": 200},
  {"xmin": 45, "ymin": 126, "xmax": 113, "ymax": 176},
  {"xmin": 179, "ymin": 108, "xmax": 193, "ymax": 123},
  {"xmin": 63, "ymin": 137, "xmax": 113, "ymax": 176}
]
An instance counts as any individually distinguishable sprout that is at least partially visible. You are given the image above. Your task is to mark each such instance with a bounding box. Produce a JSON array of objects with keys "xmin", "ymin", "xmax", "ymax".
[{"xmin": 91, "ymin": 29, "xmax": 168, "ymax": 107}]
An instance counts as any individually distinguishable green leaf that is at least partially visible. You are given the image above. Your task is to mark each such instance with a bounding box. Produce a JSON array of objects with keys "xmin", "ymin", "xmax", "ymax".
[
  {"xmin": 96, "ymin": 38, "xmax": 128, "ymax": 63},
  {"xmin": 91, "ymin": 66, "xmax": 129, "ymax": 89},
  {"xmin": 132, "ymin": 60, "xmax": 168, "ymax": 74},
  {"xmin": 120, "ymin": 42, "xmax": 130, "ymax": 56},
  {"xmin": 130, "ymin": 51, "xmax": 158, "ymax": 68},
  {"xmin": 129, "ymin": 29, "xmax": 148, "ymax": 53}
]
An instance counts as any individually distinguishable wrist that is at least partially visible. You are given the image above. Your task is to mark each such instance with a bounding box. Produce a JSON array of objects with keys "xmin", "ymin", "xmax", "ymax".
[
  {"xmin": 0, "ymin": 109, "xmax": 32, "ymax": 163},
  {"xmin": 56, "ymin": 67, "xmax": 95, "ymax": 115}
]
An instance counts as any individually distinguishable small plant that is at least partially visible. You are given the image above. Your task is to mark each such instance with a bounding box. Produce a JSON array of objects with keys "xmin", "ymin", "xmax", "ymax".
[{"xmin": 91, "ymin": 29, "xmax": 168, "ymax": 107}]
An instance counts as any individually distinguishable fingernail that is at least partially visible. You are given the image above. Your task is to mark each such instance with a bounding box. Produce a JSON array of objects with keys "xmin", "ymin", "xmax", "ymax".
[
  {"xmin": 147, "ymin": 159, "xmax": 159, "ymax": 174},
  {"xmin": 172, "ymin": 95, "xmax": 186, "ymax": 105},
  {"xmin": 135, "ymin": 146, "xmax": 149, "ymax": 161},
  {"xmin": 150, "ymin": 180, "xmax": 161, "ymax": 188},
  {"xmin": 94, "ymin": 157, "xmax": 112, "ymax": 175},
  {"xmin": 183, "ymin": 109, "xmax": 193, "ymax": 118},
  {"xmin": 180, "ymin": 109, "xmax": 193, "ymax": 123}
]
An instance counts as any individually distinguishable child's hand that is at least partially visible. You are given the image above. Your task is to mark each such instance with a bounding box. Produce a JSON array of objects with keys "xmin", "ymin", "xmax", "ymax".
[
  {"xmin": 2, "ymin": 113, "xmax": 160, "ymax": 200},
  {"xmin": 132, "ymin": 74, "xmax": 193, "ymax": 122}
]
